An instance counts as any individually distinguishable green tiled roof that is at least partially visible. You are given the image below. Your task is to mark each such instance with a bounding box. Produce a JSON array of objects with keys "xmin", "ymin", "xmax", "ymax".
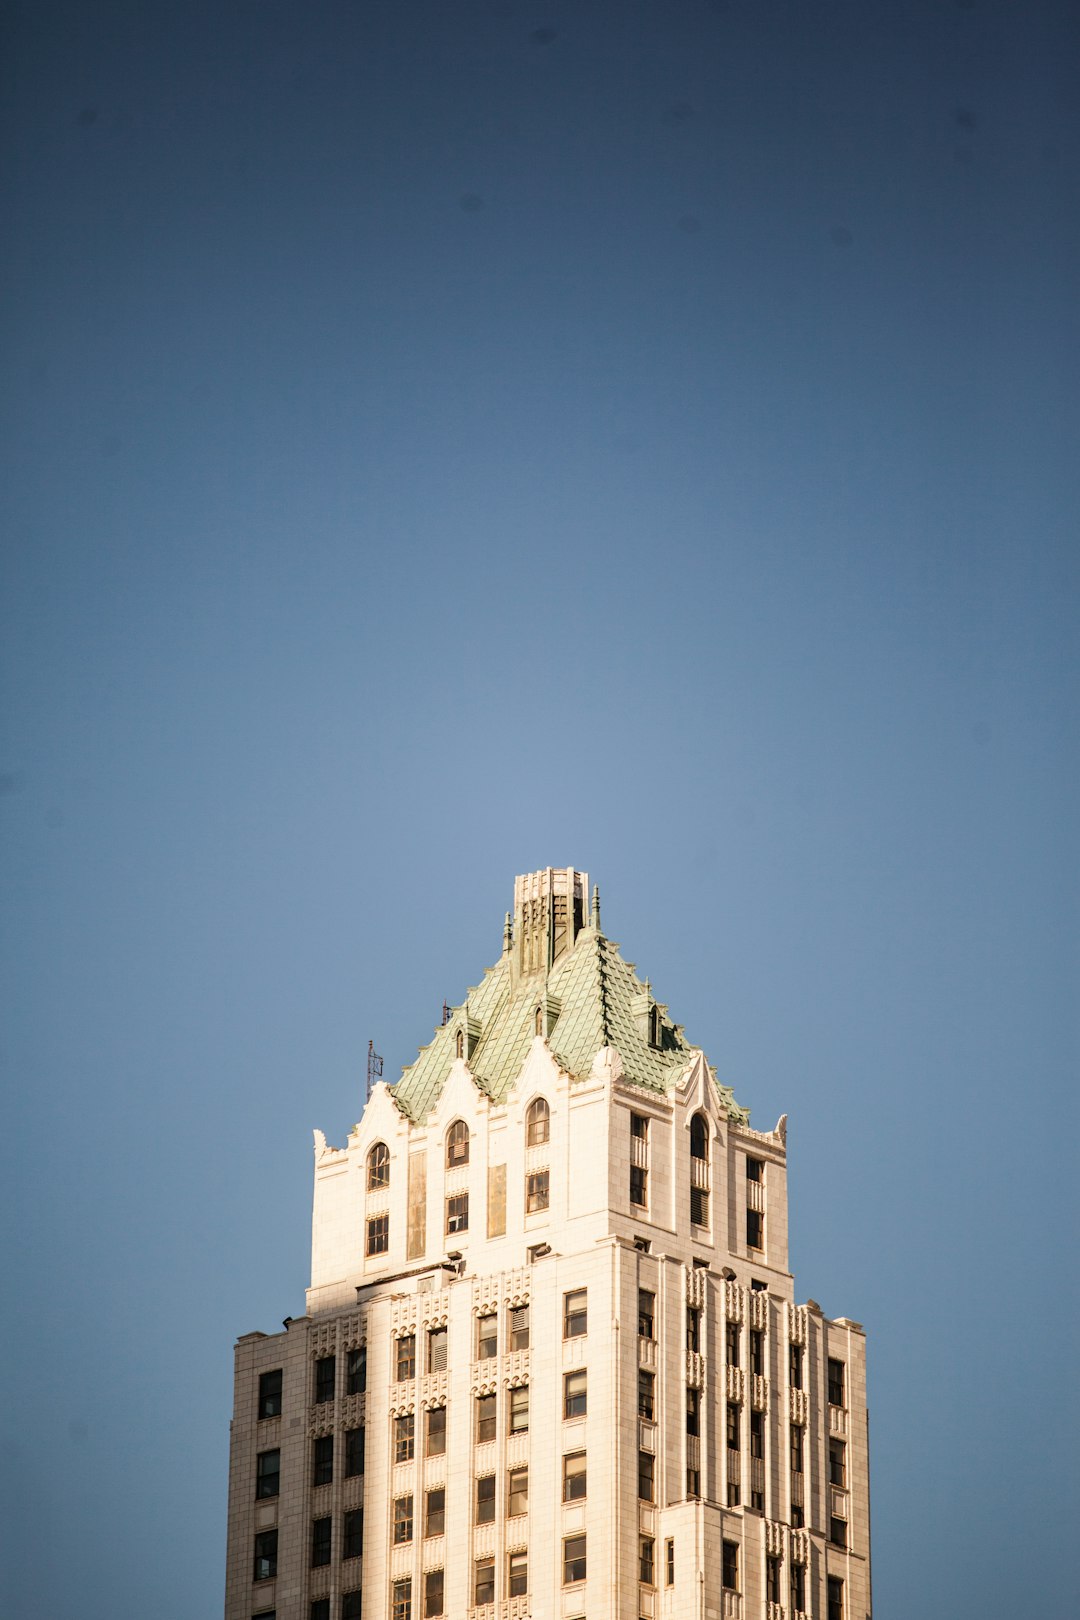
[{"xmin": 392, "ymin": 922, "xmax": 749, "ymax": 1125}]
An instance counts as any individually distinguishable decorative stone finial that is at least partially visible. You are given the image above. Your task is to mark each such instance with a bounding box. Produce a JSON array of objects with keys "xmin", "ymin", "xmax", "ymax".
[
  {"xmin": 503, "ymin": 911, "xmax": 513, "ymax": 953},
  {"xmin": 591, "ymin": 885, "xmax": 601, "ymax": 931}
]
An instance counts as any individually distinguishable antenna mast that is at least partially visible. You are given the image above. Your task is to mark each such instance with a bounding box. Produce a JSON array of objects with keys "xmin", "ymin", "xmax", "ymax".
[{"xmin": 366, "ymin": 1038, "xmax": 384, "ymax": 1103}]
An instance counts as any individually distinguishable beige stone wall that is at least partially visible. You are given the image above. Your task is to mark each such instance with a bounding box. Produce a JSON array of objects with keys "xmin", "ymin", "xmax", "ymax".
[{"xmin": 226, "ymin": 1042, "xmax": 870, "ymax": 1620}]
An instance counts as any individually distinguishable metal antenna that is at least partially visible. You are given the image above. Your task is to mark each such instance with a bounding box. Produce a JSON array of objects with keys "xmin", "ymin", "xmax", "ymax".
[{"xmin": 366, "ymin": 1038, "xmax": 384, "ymax": 1103}]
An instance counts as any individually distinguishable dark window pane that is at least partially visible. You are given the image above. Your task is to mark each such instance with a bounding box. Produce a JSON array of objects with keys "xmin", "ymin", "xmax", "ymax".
[
  {"xmin": 347, "ymin": 1346, "xmax": 367, "ymax": 1394},
  {"xmin": 313, "ymin": 1435, "xmax": 333, "ymax": 1487},
  {"xmin": 258, "ymin": 1370, "xmax": 282, "ymax": 1420},
  {"xmin": 253, "ymin": 1530, "xmax": 277, "ymax": 1581},
  {"xmin": 425, "ymin": 1405, "xmax": 446, "ymax": 1455},
  {"xmin": 344, "ymin": 1508, "xmax": 364, "ymax": 1559},
  {"xmin": 311, "ymin": 1516, "xmax": 331, "ymax": 1567},
  {"xmin": 345, "ymin": 1425, "xmax": 365, "ymax": 1477},
  {"xmin": 256, "ymin": 1449, "xmax": 280, "ymax": 1499},
  {"xmin": 315, "ymin": 1356, "xmax": 336, "ymax": 1404}
]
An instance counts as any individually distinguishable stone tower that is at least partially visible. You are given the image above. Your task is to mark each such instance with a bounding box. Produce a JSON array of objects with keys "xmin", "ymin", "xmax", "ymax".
[{"xmin": 224, "ymin": 867, "xmax": 871, "ymax": 1620}]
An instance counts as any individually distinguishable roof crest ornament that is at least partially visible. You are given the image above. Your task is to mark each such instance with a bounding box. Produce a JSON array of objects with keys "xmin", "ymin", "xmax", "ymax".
[{"xmin": 591, "ymin": 884, "xmax": 601, "ymax": 932}]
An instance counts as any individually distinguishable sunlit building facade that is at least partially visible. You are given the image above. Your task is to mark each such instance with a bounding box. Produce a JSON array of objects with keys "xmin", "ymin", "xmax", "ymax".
[{"xmin": 225, "ymin": 867, "xmax": 871, "ymax": 1620}]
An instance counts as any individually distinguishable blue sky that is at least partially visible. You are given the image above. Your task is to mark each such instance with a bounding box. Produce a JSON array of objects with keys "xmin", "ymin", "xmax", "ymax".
[{"xmin": 2, "ymin": 3, "xmax": 1077, "ymax": 1615}]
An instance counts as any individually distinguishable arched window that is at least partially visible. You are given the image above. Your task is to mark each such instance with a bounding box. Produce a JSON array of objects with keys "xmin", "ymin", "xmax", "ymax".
[
  {"xmin": 690, "ymin": 1112, "xmax": 710, "ymax": 1227},
  {"xmin": 367, "ymin": 1141, "xmax": 390, "ymax": 1191},
  {"xmin": 446, "ymin": 1119, "xmax": 470, "ymax": 1168},
  {"xmin": 535, "ymin": 1005, "xmax": 543, "ymax": 1036},
  {"xmin": 526, "ymin": 1097, "xmax": 550, "ymax": 1148},
  {"xmin": 455, "ymin": 1029, "xmax": 464, "ymax": 1059}
]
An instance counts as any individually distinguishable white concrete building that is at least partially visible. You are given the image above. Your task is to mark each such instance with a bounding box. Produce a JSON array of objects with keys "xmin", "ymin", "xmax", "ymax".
[{"xmin": 225, "ymin": 868, "xmax": 871, "ymax": 1620}]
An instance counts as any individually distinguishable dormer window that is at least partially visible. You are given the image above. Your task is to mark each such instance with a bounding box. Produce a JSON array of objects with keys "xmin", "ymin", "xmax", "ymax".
[
  {"xmin": 526, "ymin": 1097, "xmax": 550, "ymax": 1147},
  {"xmin": 446, "ymin": 1119, "xmax": 469, "ymax": 1168},
  {"xmin": 535, "ymin": 1004, "xmax": 543, "ymax": 1035},
  {"xmin": 648, "ymin": 1005, "xmax": 661, "ymax": 1048},
  {"xmin": 367, "ymin": 1142, "xmax": 390, "ymax": 1191},
  {"xmin": 455, "ymin": 1029, "xmax": 464, "ymax": 1059}
]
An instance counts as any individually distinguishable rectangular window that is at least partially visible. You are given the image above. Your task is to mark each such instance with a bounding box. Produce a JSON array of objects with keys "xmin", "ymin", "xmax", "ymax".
[
  {"xmin": 425, "ymin": 1486, "xmax": 445, "ymax": 1538},
  {"xmin": 563, "ymin": 1289, "xmax": 588, "ymax": 1338},
  {"xmin": 423, "ymin": 1569, "xmax": 444, "ymax": 1618},
  {"xmin": 722, "ymin": 1540, "xmax": 739, "ymax": 1591},
  {"xmin": 564, "ymin": 1369, "xmax": 587, "ymax": 1418},
  {"xmin": 312, "ymin": 1434, "xmax": 333, "ymax": 1487},
  {"xmin": 563, "ymin": 1450, "xmax": 586, "ymax": 1501},
  {"xmin": 789, "ymin": 1342, "xmax": 803, "ymax": 1390},
  {"xmin": 253, "ymin": 1529, "xmax": 277, "ymax": 1581},
  {"xmin": 638, "ymin": 1368, "xmax": 655, "ymax": 1420},
  {"xmin": 690, "ymin": 1185, "xmax": 708, "ymax": 1225},
  {"xmin": 686, "ymin": 1305, "xmax": 701, "ymax": 1352},
  {"xmin": 630, "ymin": 1164, "xmax": 648, "ymax": 1206},
  {"xmin": 726, "ymin": 1322, "xmax": 740, "ymax": 1365},
  {"xmin": 828, "ymin": 1358, "xmax": 846, "ymax": 1408},
  {"xmin": 345, "ymin": 1426, "xmax": 364, "ymax": 1478},
  {"xmin": 746, "ymin": 1156, "xmax": 763, "ymax": 1182},
  {"xmin": 750, "ymin": 1409, "xmax": 764, "ymax": 1509},
  {"xmin": 391, "ymin": 1578, "xmax": 411, "ymax": 1620},
  {"xmin": 631, "ymin": 1111, "xmax": 648, "ymax": 1141},
  {"xmin": 790, "ymin": 1422, "xmax": 804, "ymax": 1472},
  {"xmin": 509, "ymin": 1304, "xmax": 530, "ymax": 1350},
  {"xmin": 827, "ymin": 1575, "xmax": 844, "ymax": 1620},
  {"xmin": 392, "ymin": 1496, "xmax": 412, "ymax": 1545},
  {"xmin": 638, "ymin": 1289, "xmax": 655, "ymax": 1339},
  {"xmin": 366, "ymin": 1213, "xmax": 389, "ymax": 1255},
  {"xmin": 791, "ymin": 1561, "xmax": 806, "ymax": 1612},
  {"xmin": 427, "ymin": 1325, "xmax": 447, "ymax": 1373},
  {"xmin": 767, "ymin": 1555, "xmax": 782, "ymax": 1604},
  {"xmin": 425, "ymin": 1405, "xmax": 446, "ymax": 1456},
  {"xmin": 830, "ymin": 1514, "xmax": 848, "ymax": 1549},
  {"xmin": 395, "ymin": 1335, "xmax": 416, "ymax": 1382},
  {"xmin": 509, "ymin": 1382, "xmax": 529, "ymax": 1434},
  {"xmin": 750, "ymin": 1328, "xmax": 763, "ymax": 1376},
  {"xmin": 507, "ymin": 1464, "xmax": 528, "ymax": 1516},
  {"xmin": 563, "ymin": 1534, "xmax": 587, "ymax": 1585},
  {"xmin": 637, "ymin": 1449, "xmax": 655, "ymax": 1502},
  {"xmin": 315, "ymin": 1356, "xmax": 336, "ymax": 1404},
  {"xmin": 311, "ymin": 1516, "xmax": 331, "ymax": 1568},
  {"xmin": 255, "ymin": 1449, "xmax": 280, "ymax": 1499},
  {"xmin": 639, "ymin": 1535, "xmax": 655, "ymax": 1585},
  {"xmin": 474, "ymin": 1558, "xmax": 495, "ymax": 1606},
  {"xmin": 686, "ymin": 1386, "xmax": 700, "ymax": 1437},
  {"xmin": 310, "ymin": 1602, "xmax": 329, "ymax": 1620},
  {"xmin": 687, "ymin": 1463, "xmax": 701, "ymax": 1497},
  {"xmin": 346, "ymin": 1344, "xmax": 367, "ymax": 1394},
  {"xmin": 746, "ymin": 1208, "xmax": 764, "ymax": 1250},
  {"xmin": 829, "ymin": 1436, "xmax": 847, "ymax": 1487},
  {"xmin": 394, "ymin": 1413, "xmax": 415, "ymax": 1463},
  {"xmin": 665, "ymin": 1537, "xmax": 675, "ymax": 1587},
  {"xmin": 475, "ymin": 1392, "xmax": 497, "ymax": 1443},
  {"xmin": 445, "ymin": 1192, "xmax": 469, "ymax": 1234},
  {"xmin": 476, "ymin": 1313, "xmax": 498, "ymax": 1360},
  {"xmin": 343, "ymin": 1508, "xmax": 363, "ymax": 1560},
  {"xmin": 258, "ymin": 1369, "xmax": 282, "ymax": 1420},
  {"xmin": 342, "ymin": 1594, "xmax": 362, "ymax": 1620},
  {"xmin": 525, "ymin": 1168, "xmax": 549, "ymax": 1214},
  {"xmin": 475, "ymin": 1474, "xmax": 496, "ymax": 1525},
  {"xmin": 727, "ymin": 1402, "xmax": 741, "ymax": 1450},
  {"xmin": 508, "ymin": 1550, "xmax": 528, "ymax": 1597}
]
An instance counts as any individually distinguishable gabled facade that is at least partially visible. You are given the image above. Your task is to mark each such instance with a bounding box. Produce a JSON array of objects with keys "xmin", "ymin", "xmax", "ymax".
[{"xmin": 225, "ymin": 867, "xmax": 871, "ymax": 1620}]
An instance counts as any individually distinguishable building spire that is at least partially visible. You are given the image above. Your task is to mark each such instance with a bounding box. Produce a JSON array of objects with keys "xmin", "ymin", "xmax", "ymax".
[
  {"xmin": 591, "ymin": 884, "xmax": 601, "ymax": 932},
  {"xmin": 503, "ymin": 911, "xmax": 513, "ymax": 954}
]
